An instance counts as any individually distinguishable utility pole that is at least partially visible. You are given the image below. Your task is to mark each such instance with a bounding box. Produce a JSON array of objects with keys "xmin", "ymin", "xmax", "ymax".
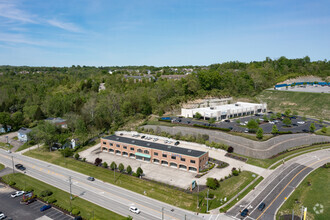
[
  {"xmin": 161, "ymin": 207, "xmax": 164, "ymax": 220},
  {"xmin": 69, "ymin": 176, "xmax": 72, "ymax": 212},
  {"xmin": 292, "ymin": 209, "xmax": 294, "ymax": 220},
  {"xmin": 300, "ymin": 206, "xmax": 304, "ymax": 220},
  {"xmin": 207, "ymin": 189, "xmax": 209, "ymax": 213},
  {"xmin": 11, "ymin": 156, "xmax": 14, "ymax": 174},
  {"xmin": 197, "ymin": 184, "xmax": 199, "ymax": 208}
]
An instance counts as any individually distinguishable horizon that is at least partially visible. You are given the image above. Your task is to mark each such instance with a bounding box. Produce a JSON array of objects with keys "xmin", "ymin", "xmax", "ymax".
[{"xmin": 0, "ymin": 0, "xmax": 329, "ymax": 66}]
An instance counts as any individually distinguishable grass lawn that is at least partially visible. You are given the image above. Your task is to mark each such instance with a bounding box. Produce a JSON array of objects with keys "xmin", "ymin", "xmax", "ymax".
[
  {"xmin": 220, "ymin": 176, "xmax": 264, "ymax": 213},
  {"xmin": 16, "ymin": 142, "xmax": 35, "ymax": 152},
  {"xmin": 0, "ymin": 142, "xmax": 14, "ymax": 150},
  {"xmin": 232, "ymin": 144, "xmax": 330, "ymax": 169},
  {"xmin": 315, "ymin": 126, "xmax": 330, "ymax": 136},
  {"xmin": 0, "ymin": 163, "xmax": 4, "ymax": 171},
  {"xmin": 1, "ymin": 173, "xmax": 125, "ymax": 220},
  {"xmin": 277, "ymin": 167, "xmax": 330, "ymax": 220},
  {"xmin": 198, "ymin": 171, "xmax": 258, "ymax": 213},
  {"xmin": 24, "ymin": 148, "xmax": 258, "ymax": 213},
  {"xmin": 256, "ymin": 90, "xmax": 330, "ymax": 121},
  {"xmin": 228, "ymin": 132, "xmax": 273, "ymax": 141}
]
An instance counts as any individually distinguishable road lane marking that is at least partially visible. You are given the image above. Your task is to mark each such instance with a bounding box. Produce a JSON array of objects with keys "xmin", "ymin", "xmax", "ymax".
[{"xmin": 256, "ymin": 157, "xmax": 330, "ymax": 220}]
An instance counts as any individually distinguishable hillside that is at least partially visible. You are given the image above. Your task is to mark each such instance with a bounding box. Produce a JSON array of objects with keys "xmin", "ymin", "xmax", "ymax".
[{"xmin": 256, "ymin": 90, "xmax": 330, "ymax": 121}]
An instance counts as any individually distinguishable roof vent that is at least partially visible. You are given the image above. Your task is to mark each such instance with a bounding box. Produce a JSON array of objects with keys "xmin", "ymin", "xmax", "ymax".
[
  {"xmin": 116, "ymin": 137, "xmax": 120, "ymax": 140},
  {"xmin": 187, "ymin": 150, "xmax": 192, "ymax": 152},
  {"xmin": 132, "ymin": 140, "xmax": 135, "ymax": 143},
  {"xmin": 147, "ymin": 143, "xmax": 150, "ymax": 146},
  {"xmin": 168, "ymin": 146, "xmax": 171, "ymax": 148}
]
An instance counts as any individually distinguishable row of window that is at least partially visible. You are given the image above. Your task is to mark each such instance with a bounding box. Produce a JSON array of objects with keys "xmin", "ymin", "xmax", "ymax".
[{"xmin": 103, "ymin": 142, "xmax": 196, "ymax": 163}]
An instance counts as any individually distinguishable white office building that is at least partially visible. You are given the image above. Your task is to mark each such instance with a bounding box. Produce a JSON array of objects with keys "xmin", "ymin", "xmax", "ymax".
[{"xmin": 181, "ymin": 102, "xmax": 267, "ymax": 120}]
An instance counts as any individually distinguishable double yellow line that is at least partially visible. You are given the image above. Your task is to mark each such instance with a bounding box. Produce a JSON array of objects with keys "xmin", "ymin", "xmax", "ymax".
[{"xmin": 256, "ymin": 157, "xmax": 329, "ymax": 220}]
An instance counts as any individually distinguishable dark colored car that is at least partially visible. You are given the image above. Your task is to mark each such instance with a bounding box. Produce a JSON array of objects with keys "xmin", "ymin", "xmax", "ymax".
[
  {"xmin": 40, "ymin": 204, "xmax": 51, "ymax": 212},
  {"xmin": 74, "ymin": 217, "xmax": 82, "ymax": 220},
  {"xmin": 241, "ymin": 208, "xmax": 249, "ymax": 217},
  {"xmin": 174, "ymin": 141, "xmax": 180, "ymax": 146},
  {"xmin": 25, "ymin": 198, "xmax": 36, "ymax": 205},
  {"xmin": 302, "ymin": 129, "xmax": 309, "ymax": 133},
  {"xmin": 15, "ymin": 164, "xmax": 26, "ymax": 171},
  {"xmin": 224, "ymin": 119, "xmax": 230, "ymax": 122},
  {"xmin": 258, "ymin": 202, "xmax": 266, "ymax": 211},
  {"xmin": 87, "ymin": 176, "xmax": 95, "ymax": 181},
  {"xmin": 141, "ymin": 136, "xmax": 146, "ymax": 139}
]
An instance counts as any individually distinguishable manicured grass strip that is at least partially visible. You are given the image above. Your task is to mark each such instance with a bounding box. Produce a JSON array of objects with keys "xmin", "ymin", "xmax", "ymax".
[
  {"xmin": 277, "ymin": 167, "xmax": 330, "ymax": 220},
  {"xmin": 16, "ymin": 142, "xmax": 34, "ymax": 152},
  {"xmin": 220, "ymin": 176, "xmax": 264, "ymax": 213},
  {"xmin": 1, "ymin": 173, "xmax": 125, "ymax": 220},
  {"xmin": 228, "ymin": 132, "xmax": 273, "ymax": 141},
  {"xmin": 0, "ymin": 163, "xmax": 4, "ymax": 171},
  {"xmin": 24, "ymin": 149, "xmax": 258, "ymax": 213},
  {"xmin": 232, "ymin": 144, "xmax": 330, "ymax": 169},
  {"xmin": 315, "ymin": 126, "xmax": 330, "ymax": 136},
  {"xmin": 198, "ymin": 171, "xmax": 257, "ymax": 213},
  {"xmin": 0, "ymin": 142, "xmax": 14, "ymax": 150}
]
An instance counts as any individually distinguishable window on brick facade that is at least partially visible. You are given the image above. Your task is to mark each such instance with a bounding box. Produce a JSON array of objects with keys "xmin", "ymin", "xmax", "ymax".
[
  {"xmin": 110, "ymin": 143, "xmax": 113, "ymax": 146},
  {"xmin": 162, "ymin": 154, "xmax": 167, "ymax": 158},
  {"xmin": 137, "ymin": 149, "xmax": 143, "ymax": 153},
  {"xmin": 123, "ymin": 146, "xmax": 127, "ymax": 149},
  {"xmin": 171, "ymin": 156, "xmax": 176, "ymax": 160},
  {"xmin": 190, "ymin": 160, "xmax": 195, "ymax": 164},
  {"xmin": 116, "ymin": 144, "xmax": 120, "ymax": 147},
  {"xmin": 154, "ymin": 152, "xmax": 158, "ymax": 156},
  {"xmin": 181, "ymin": 158, "xmax": 185, "ymax": 162},
  {"xmin": 130, "ymin": 147, "xmax": 134, "ymax": 151},
  {"xmin": 103, "ymin": 142, "xmax": 106, "ymax": 145},
  {"xmin": 144, "ymin": 150, "xmax": 149, "ymax": 154}
]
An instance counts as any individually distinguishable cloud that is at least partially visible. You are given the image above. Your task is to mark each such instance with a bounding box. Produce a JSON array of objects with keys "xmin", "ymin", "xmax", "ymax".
[
  {"xmin": 47, "ymin": 19, "xmax": 83, "ymax": 33},
  {"xmin": 0, "ymin": 0, "xmax": 37, "ymax": 23},
  {"xmin": 0, "ymin": 33, "xmax": 70, "ymax": 47}
]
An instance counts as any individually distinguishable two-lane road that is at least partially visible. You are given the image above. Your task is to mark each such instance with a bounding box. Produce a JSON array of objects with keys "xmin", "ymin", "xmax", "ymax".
[{"xmin": 226, "ymin": 148, "xmax": 330, "ymax": 220}]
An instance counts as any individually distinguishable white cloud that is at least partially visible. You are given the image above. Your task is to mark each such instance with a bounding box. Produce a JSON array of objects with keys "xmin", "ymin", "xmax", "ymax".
[
  {"xmin": 0, "ymin": 0, "xmax": 37, "ymax": 23},
  {"xmin": 47, "ymin": 19, "xmax": 83, "ymax": 33}
]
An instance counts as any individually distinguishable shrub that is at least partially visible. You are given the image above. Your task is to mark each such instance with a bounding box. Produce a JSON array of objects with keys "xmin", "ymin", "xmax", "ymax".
[
  {"xmin": 247, "ymin": 119, "xmax": 259, "ymax": 132},
  {"xmin": 9, "ymin": 181, "xmax": 16, "ymax": 186},
  {"xmin": 256, "ymin": 127, "xmax": 263, "ymax": 139},
  {"xmin": 232, "ymin": 170, "xmax": 239, "ymax": 176},
  {"xmin": 310, "ymin": 123, "xmax": 315, "ymax": 133},
  {"xmin": 103, "ymin": 162, "xmax": 108, "ymax": 168},
  {"xmin": 71, "ymin": 208, "xmax": 80, "ymax": 215},
  {"xmin": 132, "ymin": 172, "xmax": 139, "ymax": 177},
  {"xmin": 74, "ymin": 153, "xmax": 80, "ymax": 160},
  {"xmin": 193, "ymin": 124, "xmax": 231, "ymax": 132},
  {"xmin": 271, "ymin": 125, "xmax": 278, "ymax": 135},
  {"xmin": 227, "ymin": 146, "xmax": 234, "ymax": 153},
  {"xmin": 110, "ymin": 162, "xmax": 117, "ymax": 170},
  {"xmin": 94, "ymin": 158, "xmax": 102, "ymax": 166},
  {"xmin": 47, "ymin": 197, "xmax": 57, "ymax": 204},
  {"xmin": 208, "ymin": 193, "xmax": 215, "ymax": 199},
  {"xmin": 61, "ymin": 148, "xmax": 74, "ymax": 157},
  {"xmin": 82, "ymin": 158, "xmax": 86, "ymax": 162},
  {"xmin": 126, "ymin": 165, "xmax": 132, "ymax": 174},
  {"xmin": 40, "ymin": 190, "xmax": 53, "ymax": 197},
  {"xmin": 118, "ymin": 163, "xmax": 124, "ymax": 172},
  {"xmin": 195, "ymin": 112, "xmax": 202, "ymax": 119},
  {"xmin": 321, "ymin": 126, "xmax": 327, "ymax": 133},
  {"xmin": 206, "ymin": 178, "xmax": 219, "ymax": 190},
  {"xmin": 136, "ymin": 167, "xmax": 143, "ymax": 177}
]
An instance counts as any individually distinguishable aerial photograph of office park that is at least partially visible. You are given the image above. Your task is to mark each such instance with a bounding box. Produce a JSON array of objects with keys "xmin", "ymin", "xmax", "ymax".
[{"xmin": 0, "ymin": 0, "xmax": 329, "ymax": 220}]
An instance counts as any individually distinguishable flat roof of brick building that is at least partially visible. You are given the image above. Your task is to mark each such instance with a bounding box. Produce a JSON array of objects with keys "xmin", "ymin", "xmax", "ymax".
[{"xmin": 102, "ymin": 135, "xmax": 207, "ymax": 157}]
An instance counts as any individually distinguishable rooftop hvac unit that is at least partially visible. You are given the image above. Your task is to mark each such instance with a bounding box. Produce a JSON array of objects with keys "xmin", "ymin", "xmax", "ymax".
[
  {"xmin": 235, "ymin": 103, "xmax": 240, "ymax": 106},
  {"xmin": 147, "ymin": 143, "xmax": 150, "ymax": 146},
  {"xmin": 188, "ymin": 150, "xmax": 192, "ymax": 152},
  {"xmin": 131, "ymin": 140, "xmax": 135, "ymax": 143},
  {"xmin": 116, "ymin": 137, "xmax": 120, "ymax": 140}
]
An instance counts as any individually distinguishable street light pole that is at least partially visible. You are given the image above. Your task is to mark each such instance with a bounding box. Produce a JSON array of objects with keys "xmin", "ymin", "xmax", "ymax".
[
  {"xmin": 69, "ymin": 176, "xmax": 72, "ymax": 212},
  {"xmin": 197, "ymin": 184, "xmax": 199, "ymax": 209},
  {"xmin": 162, "ymin": 207, "xmax": 164, "ymax": 220},
  {"xmin": 207, "ymin": 189, "xmax": 209, "ymax": 213}
]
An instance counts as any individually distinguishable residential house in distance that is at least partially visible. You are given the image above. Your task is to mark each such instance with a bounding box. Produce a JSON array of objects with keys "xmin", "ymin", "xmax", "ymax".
[
  {"xmin": 0, "ymin": 124, "xmax": 12, "ymax": 133},
  {"xmin": 160, "ymin": 75, "xmax": 188, "ymax": 80},
  {"xmin": 45, "ymin": 118, "xmax": 68, "ymax": 129},
  {"xmin": 123, "ymin": 75, "xmax": 155, "ymax": 83},
  {"xmin": 18, "ymin": 127, "xmax": 32, "ymax": 142},
  {"xmin": 99, "ymin": 83, "xmax": 106, "ymax": 92}
]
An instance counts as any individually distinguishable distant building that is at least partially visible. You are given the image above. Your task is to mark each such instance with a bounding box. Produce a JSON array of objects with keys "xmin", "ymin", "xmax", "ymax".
[
  {"xmin": 123, "ymin": 75, "xmax": 155, "ymax": 83},
  {"xmin": 160, "ymin": 75, "xmax": 188, "ymax": 80},
  {"xmin": 99, "ymin": 83, "xmax": 106, "ymax": 92},
  {"xmin": 0, "ymin": 124, "xmax": 11, "ymax": 133},
  {"xmin": 18, "ymin": 127, "xmax": 32, "ymax": 142},
  {"xmin": 181, "ymin": 102, "xmax": 267, "ymax": 120},
  {"xmin": 45, "ymin": 118, "xmax": 68, "ymax": 129}
]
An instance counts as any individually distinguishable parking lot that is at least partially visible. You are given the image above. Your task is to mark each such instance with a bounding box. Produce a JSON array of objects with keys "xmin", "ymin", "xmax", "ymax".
[
  {"xmin": 169, "ymin": 113, "xmax": 327, "ymax": 134},
  {"xmin": 0, "ymin": 183, "xmax": 73, "ymax": 220}
]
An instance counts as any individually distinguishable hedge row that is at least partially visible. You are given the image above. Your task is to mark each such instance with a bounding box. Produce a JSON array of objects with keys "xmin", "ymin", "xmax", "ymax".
[{"xmin": 193, "ymin": 124, "xmax": 231, "ymax": 132}]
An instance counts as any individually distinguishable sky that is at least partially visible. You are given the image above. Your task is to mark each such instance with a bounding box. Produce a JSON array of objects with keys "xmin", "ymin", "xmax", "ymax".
[{"xmin": 0, "ymin": 0, "xmax": 329, "ymax": 67}]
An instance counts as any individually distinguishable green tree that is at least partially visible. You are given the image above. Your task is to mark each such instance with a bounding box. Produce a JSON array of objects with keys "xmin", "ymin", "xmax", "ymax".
[
  {"xmin": 118, "ymin": 163, "xmax": 124, "ymax": 172},
  {"xmin": 136, "ymin": 167, "xmax": 143, "ymax": 177},
  {"xmin": 74, "ymin": 153, "xmax": 80, "ymax": 160},
  {"xmin": 284, "ymin": 109, "xmax": 291, "ymax": 117},
  {"xmin": 271, "ymin": 125, "xmax": 278, "ymax": 135},
  {"xmin": 321, "ymin": 126, "xmax": 327, "ymax": 133},
  {"xmin": 0, "ymin": 112, "xmax": 11, "ymax": 130},
  {"xmin": 283, "ymin": 117, "xmax": 292, "ymax": 127},
  {"xmin": 310, "ymin": 123, "xmax": 315, "ymax": 133},
  {"xmin": 61, "ymin": 147, "xmax": 73, "ymax": 157},
  {"xmin": 247, "ymin": 119, "xmax": 259, "ymax": 132},
  {"xmin": 103, "ymin": 162, "xmax": 108, "ymax": 168},
  {"xmin": 30, "ymin": 121, "xmax": 57, "ymax": 152},
  {"xmin": 276, "ymin": 112, "xmax": 282, "ymax": 119},
  {"xmin": 11, "ymin": 111, "xmax": 24, "ymax": 129},
  {"xmin": 206, "ymin": 178, "xmax": 219, "ymax": 190},
  {"xmin": 292, "ymin": 111, "xmax": 298, "ymax": 117},
  {"xmin": 209, "ymin": 118, "xmax": 216, "ymax": 124},
  {"xmin": 34, "ymin": 106, "xmax": 45, "ymax": 120},
  {"xmin": 256, "ymin": 127, "xmax": 263, "ymax": 139},
  {"xmin": 126, "ymin": 165, "xmax": 132, "ymax": 174},
  {"xmin": 262, "ymin": 115, "xmax": 269, "ymax": 122},
  {"xmin": 270, "ymin": 114, "xmax": 276, "ymax": 120},
  {"xmin": 110, "ymin": 162, "xmax": 117, "ymax": 170},
  {"xmin": 195, "ymin": 112, "xmax": 202, "ymax": 119}
]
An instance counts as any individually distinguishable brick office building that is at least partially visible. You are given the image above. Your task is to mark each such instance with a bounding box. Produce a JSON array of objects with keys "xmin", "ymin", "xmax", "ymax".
[{"xmin": 100, "ymin": 135, "xmax": 209, "ymax": 173}]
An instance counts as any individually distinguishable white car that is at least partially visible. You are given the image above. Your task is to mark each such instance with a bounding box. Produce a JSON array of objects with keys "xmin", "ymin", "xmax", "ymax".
[
  {"xmin": 0, "ymin": 212, "xmax": 5, "ymax": 220},
  {"xmin": 129, "ymin": 206, "xmax": 140, "ymax": 214},
  {"xmin": 11, "ymin": 190, "xmax": 25, "ymax": 198},
  {"xmin": 297, "ymin": 121, "xmax": 305, "ymax": 125},
  {"xmin": 269, "ymin": 121, "xmax": 275, "ymax": 124}
]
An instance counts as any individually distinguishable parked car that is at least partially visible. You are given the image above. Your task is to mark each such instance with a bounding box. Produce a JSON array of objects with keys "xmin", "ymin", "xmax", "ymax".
[
  {"xmin": 153, "ymin": 138, "xmax": 158, "ymax": 142},
  {"xmin": 40, "ymin": 204, "xmax": 51, "ymax": 212},
  {"xmin": 141, "ymin": 136, "xmax": 146, "ymax": 139},
  {"xmin": 11, "ymin": 190, "xmax": 25, "ymax": 198},
  {"xmin": 258, "ymin": 202, "xmax": 266, "ymax": 211},
  {"xmin": 15, "ymin": 164, "xmax": 26, "ymax": 171},
  {"xmin": 224, "ymin": 119, "xmax": 230, "ymax": 122},
  {"xmin": 74, "ymin": 216, "xmax": 82, "ymax": 220},
  {"xmin": 87, "ymin": 176, "xmax": 95, "ymax": 181},
  {"xmin": 241, "ymin": 208, "xmax": 249, "ymax": 217},
  {"xmin": 25, "ymin": 198, "xmax": 36, "ymax": 205},
  {"xmin": 174, "ymin": 141, "xmax": 180, "ymax": 146},
  {"xmin": 297, "ymin": 121, "xmax": 305, "ymax": 125},
  {"xmin": 269, "ymin": 121, "xmax": 275, "ymax": 124},
  {"xmin": 0, "ymin": 212, "xmax": 5, "ymax": 220},
  {"xmin": 302, "ymin": 129, "xmax": 309, "ymax": 133},
  {"xmin": 129, "ymin": 206, "xmax": 140, "ymax": 214}
]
